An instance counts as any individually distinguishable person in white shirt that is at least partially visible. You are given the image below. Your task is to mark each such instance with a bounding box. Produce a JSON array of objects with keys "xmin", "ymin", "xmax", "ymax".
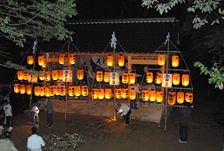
[
  {"xmin": 0, "ymin": 131, "xmax": 18, "ymax": 151},
  {"xmin": 31, "ymin": 103, "xmax": 40, "ymax": 127},
  {"xmin": 27, "ymin": 126, "xmax": 45, "ymax": 151},
  {"xmin": 3, "ymin": 100, "xmax": 13, "ymax": 132},
  {"xmin": 116, "ymin": 103, "xmax": 132, "ymax": 126}
]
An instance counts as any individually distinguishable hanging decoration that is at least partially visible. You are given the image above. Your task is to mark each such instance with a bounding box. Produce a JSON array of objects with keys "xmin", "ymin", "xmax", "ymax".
[
  {"xmin": 27, "ymin": 55, "xmax": 34, "ymax": 65},
  {"xmin": 172, "ymin": 73, "xmax": 180, "ymax": 85},
  {"xmin": 106, "ymin": 55, "xmax": 114, "ymax": 67},
  {"xmin": 171, "ymin": 55, "xmax": 179, "ymax": 67},
  {"xmin": 182, "ymin": 74, "xmax": 190, "ymax": 86},
  {"xmin": 146, "ymin": 72, "xmax": 153, "ymax": 83},
  {"xmin": 118, "ymin": 54, "xmax": 125, "ymax": 67}
]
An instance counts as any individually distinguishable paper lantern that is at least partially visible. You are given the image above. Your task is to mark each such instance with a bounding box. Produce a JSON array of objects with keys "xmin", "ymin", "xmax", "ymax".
[
  {"xmin": 129, "ymin": 86, "xmax": 136, "ymax": 100},
  {"xmin": 98, "ymin": 89, "xmax": 104, "ymax": 100},
  {"xmin": 42, "ymin": 59, "xmax": 46, "ymax": 68},
  {"xmin": 122, "ymin": 72, "xmax": 129, "ymax": 84},
  {"xmin": 172, "ymin": 55, "xmax": 179, "ymax": 67},
  {"xmin": 23, "ymin": 72, "xmax": 29, "ymax": 81},
  {"xmin": 45, "ymin": 71, "xmax": 51, "ymax": 81},
  {"xmin": 104, "ymin": 71, "xmax": 110, "ymax": 83},
  {"xmin": 59, "ymin": 53, "xmax": 65, "ymax": 64},
  {"xmin": 118, "ymin": 54, "xmax": 125, "ymax": 67},
  {"xmin": 19, "ymin": 84, "xmax": 26, "ymax": 94},
  {"xmin": 115, "ymin": 88, "xmax": 122, "ymax": 99},
  {"xmin": 38, "ymin": 55, "xmax": 45, "ymax": 66},
  {"xmin": 129, "ymin": 73, "xmax": 136, "ymax": 84},
  {"xmin": 156, "ymin": 90, "xmax": 163, "ymax": 103},
  {"xmin": 60, "ymin": 86, "xmax": 66, "ymax": 96},
  {"xmin": 27, "ymin": 55, "xmax": 34, "ymax": 65},
  {"xmin": 17, "ymin": 71, "xmax": 23, "ymax": 80},
  {"xmin": 81, "ymin": 85, "xmax": 88, "ymax": 96},
  {"xmin": 49, "ymin": 86, "xmax": 56, "ymax": 96},
  {"xmin": 182, "ymin": 74, "xmax": 190, "ymax": 86},
  {"xmin": 26, "ymin": 85, "xmax": 32, "ymax": 95},
  {"xmin": 155, "ymin": 72, "xmax": 162, "ymax": 84},
  {"xmin": 121, "ymin": 88, "xmax": 128, "ymax": 99},
  {"xmin": 142, "ymin": 90, "xmax": 149, "ymax": 101},
  {"xmin": 185, "ymin": 92, "xmax": 193, "ymax": 104},
  {"xmin": 158, "ymin": 54, "xmax": 165, "ymax": 66},
  {"xmin": 14, "ymin": 84, "xmax": 20, "ymax": 93},
  {"xmin": 105, "ymin": 88, "xmax": 112, "ymax": 99},
  {"xmin": 74, "ymin": 86, "xmax": 81, "ymax": 96},
  {"xmin": 106, "ymin": 55, "xmax": 114, "ymax": 67},
  {"xmin": 77, "ymin": 69, "xmax": 84, "ymax": 80},
  {"xmin": 68, "ymin": 86, "xmax": 74, "ymax": 96},
  {"xmin": 58, "ymin": 70, "xmax": 63, "ymax": 80},
  {"xmin": 39, "ymin": 71, "xmax": 45, "ymax": 81},
  {"xmin": 55, "ymin": 86, "xmax": 60, "ymax": 95},
  {"xmin": 177, "ymin": 92, "xmax": 184, "ymax": 104},
  {"xmin": 44, "ymin": 87, "xmax": 51, "ymax": 97},
  {"xmin": 91, "ymin": 89, "xmax": 98, "ymax": 100},
  {"xmin": 96, "ymin": 71, "xmax": 103, "ymax": 82},
  {"xmin": 34, "ymin": 86, "xmax": 40, "ymax": 96},
  {"xmin": 149, "ymin": 90, "xmax": 156, "ymax": 102},
  {"xmin": 168, "ymin": 91, "xmax": 176, "ymax": 105},
  {"xmin": 28, "ymin": 74, "xmax": 38, "ymax": 83},
  {"xmin": 146, "ymin": 72, "xmax": 153, "ymax": 83},
  {"xmin": 39, "ymin": 87, "xmax": 45, "ymax": 97},
  {"xmin": 172, "ymin": 73, "xmax": 180, "ymax": 85},
  {"xmin": 51, "ymin": 70, "xmax": 58, "ymax": 80},
  {"xmin": 68, "ymin": 53, "xmax": 76, "ymax": 64}
]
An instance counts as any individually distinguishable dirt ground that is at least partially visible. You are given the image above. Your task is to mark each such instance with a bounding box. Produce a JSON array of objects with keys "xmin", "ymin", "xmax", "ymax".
[{"xmin": 10, "ymin": 97, "xmax": 224, "ymax": 151}]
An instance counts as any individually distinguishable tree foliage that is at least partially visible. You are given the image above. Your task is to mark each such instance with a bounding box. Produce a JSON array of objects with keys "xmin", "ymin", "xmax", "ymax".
[
  {"xmin": 142, "ymin": 0, "xmax": 224, "ymax": 29},
  {"xmin": 0, "ymin": 0, "xmax": 77, "ymax": 47}
]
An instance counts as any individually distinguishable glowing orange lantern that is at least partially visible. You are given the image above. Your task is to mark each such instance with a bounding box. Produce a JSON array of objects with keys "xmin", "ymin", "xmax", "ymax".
[
  {"xmin": 185, "ymin": 92, "xmax": 193, "ymax": 104},
  {"xmin": 68, "ymin": 53, "xmax": 76, "ymax": 64},
  {"xmin": 38, "ymin": 55, "xmax": 45, "ymax": 66},
  {"xmin": 182, "ymin": 74, "xmax": 190, "ymax": 86},
  {"xmin": 98, "ymin": 89, "xmax": 104, "ymax": 100},
  {"xmin": 118, "ymin": 54, "xmax": 125, "ymax": 67},
  {"xmin": 115, "ymin": 88, "xmax": 122, "ymax": 99},
  {"xmin": 172, "ymin": 73, "xmax": 180, "ymax": 85},
  {"xmin": 39, "ymin": 71, "xmax": 45, "ymax": 81},
  {"xmin": 56, "ymin": 86, "xmax": 60, "ymax": 96},
  {"xmin": 105, "ymin": 88, "xmax": 112, "ymax": 99},
  {"xmin": 44, "ymin": 87, "xmax": 51, "ymax": 97},
  {"xmin": 19, "ymin": 84, "xmax": 26, "ymax": 94},
  {"xmin": 27, "ymin": 55, "xmax": 34, "ymax": 65},
  {"xmin": 58, "ymin": 70, "xmax": 63, "ymax": 80},
  {"xmin": 74, "ymin": 86, "xmax": 81, "ymax": 97},
  {"xmin": 155, "ymin": 72, "xmax": 162, "ymax": 84},
  {"xmin": 52, "ymin": 70, "xmax": 59, "ymax": 80},
  {"xmin": 129, "ymin": 86, "xmax": 136, "ymax": 100},
  {"xmin": 177, "ymin": 92, "xmax": 184, "ymax": 104},
  {"xmin": 91, "ymin": 89, "xmax": 98, "ymax": 100},
  {"xmin": 121, "ymin": 88, "xmax": 128, "ymax": 99},
  {"xmin": 17, "ymin": 71, "xmax": 23, "ymax": 80},
  {"xmin": 142, "ymin": 90, "xmax": 149, "ymax": 101},
  {"xmin": 34, "ymin": 86, "xmax": 40, "ymax": 96},
  {"xmin": 158, "ymin": 54, "xmax": 165, "ymax": 66},
  {"xmin": 106, "ymin": 55, "xmax": 114, "ymax": 67},
  {"xmin": 129, "ymin": 72, "xmax": 136, "ymax": 84},
  {"xmin": 77, "ymin": 69, "xmax": 84, "ymax": 80},
  {"xmin": 146, "ymin": 72, "xmax": 153, "ymax": 83},
  {"xmin": 26, "ymin": 85, "xmax": 32, "ymax": 95},
  {"xmin": 122, "ymin": 72, "xmax": 129, "ymax": 84},
  {"xmin": 59, "ymin": 53, "xmax": 65, "ymax": 64},
  {"xmin": 60, "ymin": 86, "xmax": 66, "ymax": 96},
  {"xmin": 149, "ymin": 90, "xmax": 156, "ymax": 102},
  {"xmin": 45, "ymin": 71, "xmax": 51, "ymax": 81},
  {"xmin": 81, "ymin": 85, "xmax": 88, "ymax": 96},
  {"xmin": 14, "ymin": 84, "xmax": 20, "ymax": 93},
  {"xmin": 156, "ymin": 90, "xmax": 163, "ymax": 103},
  {"xmin": 168, "ymin": 91, "xmax": 176, "ymax": 105},
  {"xmin": 68, "ymin": 86, "xmax": 74, "ymax": 96},
  {"xmin": 23, "ymin": 72, "xmax": 29, "ymax": 81},
  {"xmin": 49, "ymin": 86, "xmax": 56, "ymax": 96},
  {"xmin": 104, "ymin": 72, "xmax": 110, "ymax": 83},
  {"xmin": 96, "ymin": 71, "xmax": 103, "ymax": 82},
  {"xmin": 39, "ymin": 87, "xmax": 45, "ymax": 97},
  {"xmin": 172, "ymin": 55, "xmax": 179, "ymax": 67}
]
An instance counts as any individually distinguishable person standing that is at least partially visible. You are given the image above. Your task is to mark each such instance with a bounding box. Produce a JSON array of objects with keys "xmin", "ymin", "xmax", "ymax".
[
  {"xmin": 27, "ymin": 126, "xmax": 45, "ymax": 151},
  {"xmin": 45, "ymin": 99, "xmax": 54, "ymax": 128},
  {"xmin": 116, "ymin": 103, "xmax": 132, "ymax": 127},
  {"xmin": 179, "ymin": 102, "xmax": 192, "ymax": 144},
  {"xmin": 3, "ymin": 100, "xmax": 13, "ymax": 132},
  {"xmin": 31, "ymin": 103, "xmax": 40, "ymax": 128},
  {"xmin": 0, "ymin": 131, "xmax": 18, "ymax": 151}
]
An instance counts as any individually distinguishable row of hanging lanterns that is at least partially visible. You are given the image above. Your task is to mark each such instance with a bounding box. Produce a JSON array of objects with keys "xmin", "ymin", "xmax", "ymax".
[
  {"xmin": 106, "ymin": 54, "xmax": 125, "ymax": 67},
  {"xmin": 91, "ymin": 87, "xmax": 136, "ymax": 100},
  {"xmin": 157, "ymin": 54, "xmax": 179, "ymax": 67},
  {"xmin": 95, "ymin": 71, "xmax": 136, "ymax": 84},
  {"xmin": 168, "ymin": 91, "xmax": 193, "ymax": 105},
  {"xmin": 141, "ymin": 90, "xmax": 163, "ymax": 103},
  {"xmin": 146, "ymin": 72, "xmax": 190, "ymax": 86}
]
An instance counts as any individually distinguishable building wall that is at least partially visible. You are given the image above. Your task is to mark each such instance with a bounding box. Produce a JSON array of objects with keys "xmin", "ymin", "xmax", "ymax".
[{"xmin": 52, "ymin": 99, "xmax": 164, "ymax": 124}]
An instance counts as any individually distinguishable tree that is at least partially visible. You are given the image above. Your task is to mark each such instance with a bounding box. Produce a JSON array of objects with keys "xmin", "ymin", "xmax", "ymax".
[
  {"xmin": 0, "ymin": 0, "xmax": 77, "ymax": 47},
  {"xmin": 141, "ymin": 0, "xmax": 224, "ymax": 88}
]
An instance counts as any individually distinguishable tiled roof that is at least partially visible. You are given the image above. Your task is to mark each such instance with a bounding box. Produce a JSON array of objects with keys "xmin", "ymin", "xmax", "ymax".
[{"xmin": 66, "ymin": 17, "xmax": 179, "ymax": 53}]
